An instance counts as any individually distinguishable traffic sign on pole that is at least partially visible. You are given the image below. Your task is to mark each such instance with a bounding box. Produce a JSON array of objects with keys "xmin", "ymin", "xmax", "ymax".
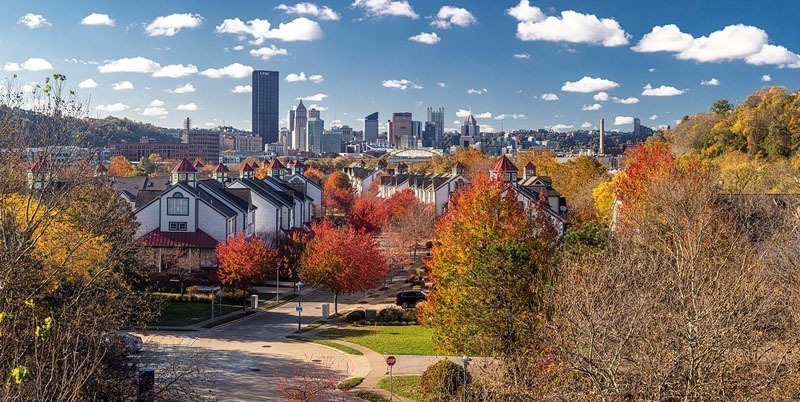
[{"xmin": 386, "ymin": 356, "xmax": 396, "ymax": 366}]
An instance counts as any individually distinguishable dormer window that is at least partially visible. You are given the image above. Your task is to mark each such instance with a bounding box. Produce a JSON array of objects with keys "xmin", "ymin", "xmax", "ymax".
[{"xmin": 167, "ymin": 192, "xmax": 189, "ymax": 216}]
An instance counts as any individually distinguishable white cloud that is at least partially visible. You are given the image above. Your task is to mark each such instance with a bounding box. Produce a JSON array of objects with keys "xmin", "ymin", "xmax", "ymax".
[
  {"xmin": 78, "ymin": 78, "xmax": 98, "ymax": 89},
  {"xmin": 383, "ymin": 79, "xmax": 421, "ymax": 90},
  {"xmin": 474, "ymin": 112, "xmax": 492, "ymax": 119},
  {"xmin": 436, "ymin": 82, "xmax": 447, "ymax": 88},
  {"xmin": 250, "ymin": 45, "xmax": 290, "ymax": 61},
  {"xmin": 633, "ymin": 23, "xmax": 800, "ymax": 68},
  {"xmin": 232, "ymin": 85, "xmax": 252, "ymax": 93},
  {"xmin": 494, "ymin": 114, "xmax": 526, "ymax": 120},
  {"xmin": 351, "ymin": 0, "xmax": 419, "ymax": 19},
  {"xmin": 761, "ymin": 74, "xmax": 772, "ymax": 82},
  {"xmin": 98, "ymin": 57, "xmax": 161, "ymax": 74},
  {"xmin": 582, "ymin": 103, "xmax": 602, "ymax": 111},
  {"xmin": 431, "ymin": 6, "xmax": 476, "ymax": 29},
  {"xmin": 95, "ymin": 103, "xmax": 129, "ymax": 113},
  {"xmin": 165, "ymin": 83, "xmax": 196, "ymax": 94},
  {"xmin": 649, "ymin": 68, "xmax": 657, "ymax": 72},
  {"xmin": 456, "ymin": 109, "xmax": 490, "ymax": 119},
  {"xmin": 149, "ymin": 99, "xmax": 165, "ymax": 107},
  {"xmin": 142, "ymin": 107, "xmax": 168, "ymax": 118},
  {"xmin": 409, "ymin": 32, "xmax": 440, "ymax": 45},
  {"xmin": 701, "ymin": 78, "xmax": 720, "ymax": 86},
  {"xmin": 561, "ymin": 76, "xmax": 619, "ymax": 93},
  {"xmin": 541, "ymin": 93, "xmax": 559, "ymax": 101},
  {"xmin": 81, "ymin": 13, "xmax": 114, "ymax": 26},
  {"xmin": 513, "ymin": 52, "xmax": 531, "ymax": 59},
  {"xmin": 18, "ymin": 13, "xmax": 51, "ymax": 29},
  {"xmin": 176, "ymin": 103, "xmax": 198, "ymax": 111},
  {"xmin": 512, "ymin": 8, "xmax": 629, "ymax": 47},
  {"xmin": 215, "ymin": 17, "xmax": 323, "ymax": 43},
  {"xmin": 152, "ymin": 64, "xmax": 198, "ymax": 78},
  {"xmin": 581, "ymin": 122, "xmax": 593, "ymax": 129},
  {"xmin": 145, "ymin": 13, "xmax": 203, "ymax": 36},
  {"xmin": 200, "ymin": 63, "xmax": 254, "ymax": 79},
  {"xmin": 112, "ymin": 81, "xmax": 134, "ymax": 91},
  {"xmin": 506, "ymin": 0, "xmax": 545, "ymax": 23},
  {"xmin": 550, "ymin": 124, "xmax": 573, "ymax": 132},
  {"xmin": 308, "ymin": 74, "xmax": 324, "ymax": 83},
  {"xmin": 233, "ymin": 45, "xmax": 244, "ymax": 51},
  {"xmin": 296, "ymin": 93, "xmax": 328, "ymax": 102},
  {"xmin": 467, "ymin": 88, "xmax": 488, "ymax": 95},
  {"xmin": 3, "ymin": 58, "xmax": 53, "ymax": 72},
  {"xmin": 285, "ymin": 72, "xmax": 308, "ymax": 82},
  {"xmin": 649, "ymin": 115, "xmax": 658, "ymax": 120},
  {"xmin": 593, "ymin": 91, "xmax": 609, "ymax": 101},
  {"xmin": 613, "ymin": 96, "xmax": 640, "ymax": 104},
  {"xmin": 614, "ymin": 116, "xmax": 634, "ymax": 125},
  {"xmin": 276, "ymin": 3, "xmax": 340, "ymax": 20},
  {"xmin": 308, "ymin": 104, "xmax": 329, "ymax": 111},
  {"xmin": 480, "ymin": 125, "xmax": 495, "ymax": 133},
  {"xmin": 642, "ymin": 83, "xmax": 685, "ymax": 96}
]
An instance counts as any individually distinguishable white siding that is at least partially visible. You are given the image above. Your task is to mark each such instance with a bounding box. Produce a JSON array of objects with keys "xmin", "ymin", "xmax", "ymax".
[
  {"xmin": 159, "ymin": 187, "xmax": 197, "ymax": 233},
  {"xmin": 197, "ymin": 202, "xmax": 227, "ymax": 241},
  {"xmin": 134, "ymin": 201, "xmax": 160, "ymax": 238}
]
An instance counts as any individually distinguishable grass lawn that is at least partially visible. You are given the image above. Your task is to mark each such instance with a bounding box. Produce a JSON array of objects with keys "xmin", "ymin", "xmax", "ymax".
[
  {"xmin": 378, "ymin": 375, "xmax": 422, "ymax": 402},
  {"xmin": 285, "ymin": 336, "xmax": 364, "ymax": 355},
  {"xmin": 354, "ymin": 391, "xmax": 389, "ymax": 402},
  {"xmin": 317, "ymin": 325, "xmax": 437, "ymax": 355},
  {"xmin": 153, "ymin": 301, "xmax": 241, "ymax": 327},
  {"xmin": 337, "ymin": 377, "xmax": 364, "ymax": 391}
]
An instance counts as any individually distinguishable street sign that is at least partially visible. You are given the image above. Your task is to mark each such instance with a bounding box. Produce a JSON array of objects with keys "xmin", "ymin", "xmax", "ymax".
[
  {"xmin": 196, "ymin": 286, "xmax": 220, "ymax": 292},
  {"xmin": 386, "ymin": 356, "xmax": 396, "ymax": 366},
  {"xmin": 296, "ymin": 306, "xmax": 303, "ymax": 312}
]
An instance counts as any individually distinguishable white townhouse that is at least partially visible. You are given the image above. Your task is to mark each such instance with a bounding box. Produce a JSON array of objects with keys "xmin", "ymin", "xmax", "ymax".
[
  {"xmin": 344, "ymin": 161, "xmax": 384, "ymax": 196},
  {"xmin": 378, "ymin": 162, "xmax": 468, "ymax": 215}
]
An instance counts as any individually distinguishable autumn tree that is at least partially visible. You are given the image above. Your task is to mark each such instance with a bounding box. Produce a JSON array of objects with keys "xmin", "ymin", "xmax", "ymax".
[
  {"xmin": 276, "ymin": 229, "xmax": 310, "ymax": 282},
  {"xmin": 419, "ymin": 176, "xmax": 558, "ymax": 357},
  {"xmin": 347, "ymin": 195, "xmax": 391, "ymax": 234},
  {"xmin": 107, "ymin": 155, "xmax": 135, "ymax": 177},
  {"xmin": 300, "ymin": 221, "xmax": 388, "ymax": 313},
  {"xmin": 322, "ymin": 171, "xmax": 354, "ymax": 214},
  {"xmin": 160, "ymin": 248, "xmax": 201, "ymax": 295},
  {"xmin": 215, "ymin": 233, "xmax": 279, "ymax": 311}
]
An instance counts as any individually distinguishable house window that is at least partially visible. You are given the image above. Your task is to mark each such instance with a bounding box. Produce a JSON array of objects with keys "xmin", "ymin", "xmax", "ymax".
[
  {"xmin": 168, "ymin": 221, "xmax": 187, "ymax": 231},
  {"xmin": 167, "ymin": 192, "xmax": 189, "ymax": 215},
  {"xmin": 227, "ymin": 218, "xmax": 236, "ymax": 236}
]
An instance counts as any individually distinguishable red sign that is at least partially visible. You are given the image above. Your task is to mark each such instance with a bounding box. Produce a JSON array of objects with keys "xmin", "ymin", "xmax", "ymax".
[{"xmin": 386, "ymin": 356, "xmax": 396, "ymax": 366}]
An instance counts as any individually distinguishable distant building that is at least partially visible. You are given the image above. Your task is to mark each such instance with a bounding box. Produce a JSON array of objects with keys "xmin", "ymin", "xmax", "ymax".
[
  {"xmin": 112, "ymin": 130, "xmax": 220, "ymax": 163},
  {"xmin": 252, "ymin": 70, "xmax": 279, "ymax": 145},
  {"xmin": 234, "ymin": 135, "xmax": 262, "ymax": 156},
  {"xmin": 633, "ymin": 118, "xmax": 641, "ymax": 136},
  {"xmin": 389, "ymin": 112, "xmax": 412, "ymax": 148},
  {"xmin": 422, "ymin": 122, "xmax": 437, "ymax": 148},
  {"xmin": 460, "ymin": 115, "xmax": 479, "ymax": 147},
  {"xmin": 292, "ymin": 100, "xmax": 308, "ymax": 151},
  {"xmin": 307, "ymin": 117, "xmax": 324, "ymax": 154},
  {"xmin": 287, "ymin": 109, "xmax": 295, "ymax": 133},
  {"xmin": 364, "ymin": 112, "xmax": 379, "ymax": 143},
  {"xmin": 427, "ymin": 107, "xmax": 444, "ymax": 147},
  {"xmin": 187, "ymin": 131, "xmax": 221, "ymax": 163},
  {"xmin": 322, "ymin": 132, "xmax": 343, "ymax": 154}
]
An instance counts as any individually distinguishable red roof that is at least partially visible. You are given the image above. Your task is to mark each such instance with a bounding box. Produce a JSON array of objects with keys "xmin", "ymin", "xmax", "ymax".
[
  {"xmin": 212, "ymin": 163, "xmax": 229, "ymax": 173},
  {"xmin": 95, "ymin": 162, "xmax": 108, "ymax": 173},
  {"xmin": 453, "ymin": 161, "xmax": 464, "ymax": 169},
  {"xmin": 241, "ymin": 163, "xmax": 255, "ymax": 172},
  {"xmin": 491, "ymin": 155, "xmax": 518, "ymax": 172},
  {"xmin": 138, "ymin": 229, "xmax": 218, "ymax": 249},
  {"xmin": 172, "ymin": 158, "xmax": 197, "ymax": 173},
  {"xmin": 193, "ymin": 160, "xmax": 204, "ymax": 168},
  {"xmin": 250, "ymin": 160, "xmax": 260, "ymax": 169},
  {"xmin": 524, "ymin": 161, "xmax": 536, "ymax": 170},
  {"xmin": 266, "ymin": 159, "xmax": 285, "ymax": 170},
  {"xmin": 293, "ymin": 160, "xmax": 305, "ymax": 168}
]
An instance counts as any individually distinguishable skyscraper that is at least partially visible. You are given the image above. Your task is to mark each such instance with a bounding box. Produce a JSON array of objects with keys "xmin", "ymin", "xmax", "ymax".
[
  {"xmin": 599, "ymin": 118, "xmax": 605, "ymax": 155},
  {"xmin": 460, "ymin": 114, "xmax": 479, "ymax": 147},
  {"xmin": 252, "ymin": 70, "xmax": 279, "ymax": 145},
  {"xmin": 633, "ymin": 117, "xmax": 642, "ymax": 136},
  {"xmin": 292, "ymin": 100, "xmax": 307, "ymax": 151},
  {"xmin": 287, "ymin": 109, "xmax": 295, "ymax": 133},
  {"xmin": 390, "ymin": 112, "xmax": 412, "ymax": 147},
  {"xmin": 307, "ymin": 117, "xmax": 324, "ymax": 154},
  {"xmin": 426, "ymin": 107, "xmax": 444, "ymax": 146},
  {"xmin": 364, "ymin": 112, "xmax": 378, "ymax": 143}
]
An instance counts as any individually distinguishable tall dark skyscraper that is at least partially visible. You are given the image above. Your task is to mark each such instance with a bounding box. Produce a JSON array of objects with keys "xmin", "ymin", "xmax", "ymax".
[{"xmin": 252, "ymin": 70, "xmax": 279, "ymax": 145}]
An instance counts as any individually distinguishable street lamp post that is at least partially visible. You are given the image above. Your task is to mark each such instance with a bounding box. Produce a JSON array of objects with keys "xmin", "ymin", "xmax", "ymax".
[
  {"xmin": 276, "ymin": 268, "xmax": 280, "ymax": 305},
  {"xmin": 295, "ymin": 281, "xmax": 304, "ymax": 332},
  {"xmin": 459, "ymin": 355, "xmax": 471, "ymax": 402}
]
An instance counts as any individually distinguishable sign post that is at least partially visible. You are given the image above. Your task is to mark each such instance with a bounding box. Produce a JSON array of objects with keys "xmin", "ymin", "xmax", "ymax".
[
  {"xmin": 197, "ymin": 286, "xmax": 221, "ymax": 326},
  {"xmin": 386, "ymin": 355, "xmax": 396, "ymax": 401}
]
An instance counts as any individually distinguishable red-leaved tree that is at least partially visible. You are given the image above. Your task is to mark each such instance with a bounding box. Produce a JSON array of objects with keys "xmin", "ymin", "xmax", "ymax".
[
  {"xmin": 216, "ymin": 233, "xmax": 279, "ymax": 311},
  {"xmin": 322, "ymin": 171, "xmax": 355, "ymax": 215},
  {"xmin": 347, "ymin": 196, "xmax": 391, "ymax": 234},
  {"xmin": 300, "ymin": 220, "xmax": 388, "ymax": 313},
  {"xmin": 385, "ymin": 188, "xmax": 418, "ymax": 224}
]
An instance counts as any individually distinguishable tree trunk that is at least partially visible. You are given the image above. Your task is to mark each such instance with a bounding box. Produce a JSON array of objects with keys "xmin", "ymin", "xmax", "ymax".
[{"xmin": 334, "ymin": 292, "xmax": 339, "ymax": 315}]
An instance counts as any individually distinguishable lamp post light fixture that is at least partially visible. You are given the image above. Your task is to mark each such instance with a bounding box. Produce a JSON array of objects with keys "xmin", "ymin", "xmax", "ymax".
[
  {"xmin": 459, "ymin": 355, "xmax": 472, "ymax": 402},
  {"xmin": 295, "ymin": 281, "xmax": 304, "ymax": 332}
]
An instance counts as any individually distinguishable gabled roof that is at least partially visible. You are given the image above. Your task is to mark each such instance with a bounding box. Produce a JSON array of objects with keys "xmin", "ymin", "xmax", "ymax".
[
  {"xmin": 265, "ymin": 159, "xmax": 286, "ymax": 170},
  {"xmin": 452, "ymin": 161, "xmax": 464, "ymax": 169},
  {"xmin": 491, "ymin": 155, "xmax": 518, "ymax": 172},
  {"xmin": 241, "ymin": 163, "xmax": 255, "ymax": 172},
  {"xmin": 519, "ymin": 175, "xmax": 553, "ymax": 187},
  {"xmin": 193, "ymin": 160, "xmax": 204, "ymax": 169},
  {"xmin": 250, "ymin": 160, "xmax": 260, "ymax": 169},
  {"xmin": 138, "ymin": 229, "xmax": 218, "ymax": 249},
  {"xmin": 524, "ymin": 161, "xmax": 536, "ymax": 170},
  {"xmin": 95, "ymin": 162, "xmax": 108, "ymax": 173},
  {"xmin": 238, "ymin": 178, "xmax": 294, "ymax": 208},
  {"xmin": 198, "ymin": 179, "xmax": 254, "ymax": 213},
  {"xmin": 212, "ymin": 163, "xmax": 230, "ymax": 173},
  {"xmin": 172, "ymin": 158, "xmax": 197, "ymax": 173}
]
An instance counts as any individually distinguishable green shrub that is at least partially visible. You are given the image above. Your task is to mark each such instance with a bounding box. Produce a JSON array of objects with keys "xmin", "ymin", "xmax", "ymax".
[
  {"xmin": 401, "ymin": 309, "xmax": 417, "ymax": 323},
  {"xmin": 346, "ymin": 310, "xmax": 366, "ymax": 322},
  {"xmin": 420, "ymin": 359, "xmax": 469, "ymax": 402},
  {"xmin": 378, "ymin": 307, "xmax": 404, "ymax": 322}
]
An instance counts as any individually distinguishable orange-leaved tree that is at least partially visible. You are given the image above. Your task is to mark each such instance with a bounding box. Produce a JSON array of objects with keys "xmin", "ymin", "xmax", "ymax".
[
  {"xmin": 419, "ymin": 176, "xmax": 558, "ymax": 357},
  {"xmin": 216, "ymin": 233, "xmax": 279, "ymax": 311},
  {"xmin": 300, "ymin": 220, "xmax": 388, "ymax": 313},
  {"xmin": 107, "ymin": 155, "xmax": 135, "ymax": 177},
  {"xmin": 347, "ymin": 196, "xmax": 391, "ymax": 234},
  {"xmin": 322, "ymin": 171, "xmax": 354, "ymax": 214}
]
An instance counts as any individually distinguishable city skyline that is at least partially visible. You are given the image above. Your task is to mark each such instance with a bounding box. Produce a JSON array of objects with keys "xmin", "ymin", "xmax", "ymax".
[{"xmin": 2, "ymin": 1, "xmax": 799, "ymax": 133}]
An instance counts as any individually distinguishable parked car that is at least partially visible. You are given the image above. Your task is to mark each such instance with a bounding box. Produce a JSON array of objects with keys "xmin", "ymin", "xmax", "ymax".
[
  {"xmin": 113, "ymin": 331, "xmax": 143, "ymax": 354},
  {"xmin": 396, "ymin": 290, "xmax": 427, "ymax": 308}
]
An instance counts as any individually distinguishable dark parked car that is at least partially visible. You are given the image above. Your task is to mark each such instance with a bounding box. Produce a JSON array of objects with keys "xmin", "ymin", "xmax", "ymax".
[{"xmin": 396, "ymin": 290, "xmax": 427, "ymax": 308}]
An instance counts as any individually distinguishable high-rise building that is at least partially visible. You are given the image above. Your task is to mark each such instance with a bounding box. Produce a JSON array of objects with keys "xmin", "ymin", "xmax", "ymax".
[
  {"xmin": 426, "ymin": 107, "xmax": 444, "ymax": 146},
  {"xmin": 322, "ymin": 131, "xmax": 343, "ymax": 154},
  {"xmin": 364, "ymin": 112, "xmax": 378, "ymax": 143},
  {"xmin": 308, "ymin": 108, "xmax": 321, "ymax": 120},
  {"xmin": 422, "ymin": 121, "xmax": 437, "ymax": 147},
  {"xmin": 461, "ymin": 114, "xmax": 479, "ymax": 137},
  {"xmin": 307, "ymin": 118, "xmax": 324, "ymax": 154},
  {"xmin": 599, "ymin": 118, "xmax": 606, "ymax": 155},
  {"xmin": 252, "ymin": 70, "xmax": 279, "ymax": 145},
  {"xmin": 390, "ymin": 112, "xmax": 412, "ymax": 147},
  {"xmin": 412, "ymin": 121, "xmax": 422, "ymax": 139},
  {"xmin": 292, "ymin": 100, "xmax": 307, "ymax": 151},
  {"xmin": 633, "ymin": 117, "xmax": 641, "ymax": 136},
  {"xmin": 287, "ymin": 109, "xmax": 295, "ymax": 133},
  {"xmin": 187, "ymin": 130, "xmax": 221, "ymax": 162}
]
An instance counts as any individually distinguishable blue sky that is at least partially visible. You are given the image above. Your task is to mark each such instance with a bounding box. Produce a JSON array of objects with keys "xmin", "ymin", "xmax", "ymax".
[{"xmin": 2, "ymin": 0, "xmax": 799, "ymax": 134}]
